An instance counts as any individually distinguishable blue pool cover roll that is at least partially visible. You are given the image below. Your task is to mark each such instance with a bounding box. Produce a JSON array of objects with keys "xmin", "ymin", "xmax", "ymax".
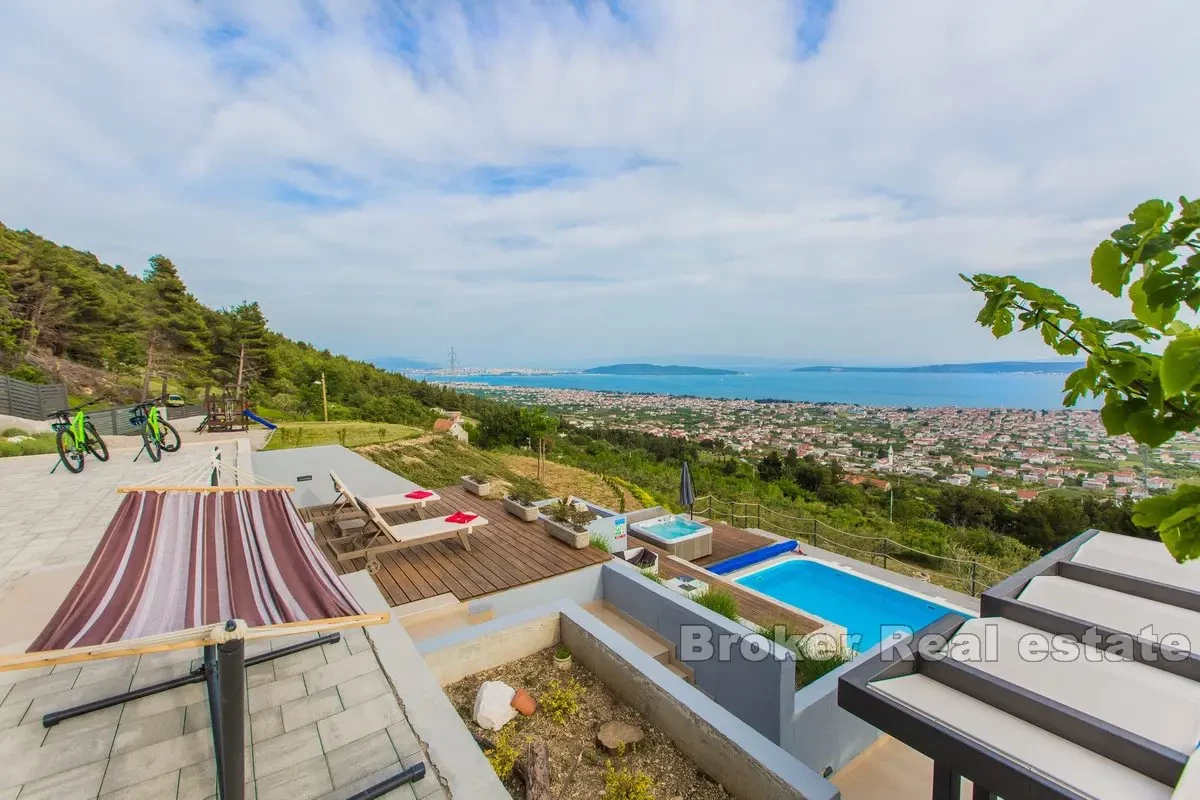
[{"xmin": 706, "ymin": 540, "xmax": 798, "ymax": 575}]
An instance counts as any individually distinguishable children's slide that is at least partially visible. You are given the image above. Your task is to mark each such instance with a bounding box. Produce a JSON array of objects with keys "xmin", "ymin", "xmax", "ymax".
[{"xmin": 242, "ymin": 410, "xmax": 277, "ymax": 430}]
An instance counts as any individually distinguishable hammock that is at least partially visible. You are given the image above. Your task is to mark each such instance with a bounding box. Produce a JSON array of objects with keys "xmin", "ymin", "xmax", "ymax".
[{"xmin": 0, "ymin": 453, "xmax": 408, "ymax": 800}]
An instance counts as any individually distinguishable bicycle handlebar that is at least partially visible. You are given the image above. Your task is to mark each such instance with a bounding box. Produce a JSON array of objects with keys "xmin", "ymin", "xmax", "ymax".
[{"xmin": 46, "ymin": 398, "xmax": 103, "ymax": 418}]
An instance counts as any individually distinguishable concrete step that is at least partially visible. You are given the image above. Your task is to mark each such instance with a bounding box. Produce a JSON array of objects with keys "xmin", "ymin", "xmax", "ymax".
[
  {"xmin": 583, "ymin": 601, "xmax": 672, "ymax": 664},
  {"xmin": 661, "ymin": 659, "xmax": 695, "ymax": 685}
]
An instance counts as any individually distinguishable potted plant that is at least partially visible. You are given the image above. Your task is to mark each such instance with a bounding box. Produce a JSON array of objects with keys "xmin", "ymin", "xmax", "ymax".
[
  {"xmin": 503, "ymin": 479, "xmax": 541, "ymax": 522},
  {"xmin": 540, "ymin": 497, "xmax": 596, "ymax": 549},
  {"xmin": 553, "ymin": 643, "xmax": 572, "ymax": 671},
  {"xmin": 461, "ymin": 474, "xmax": 492, "ymax": 496}
]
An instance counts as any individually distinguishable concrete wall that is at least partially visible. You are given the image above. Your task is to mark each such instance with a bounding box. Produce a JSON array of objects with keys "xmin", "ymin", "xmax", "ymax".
[
  {"xmin": 420, "ymin": 608, "xmax": 560, "ymax": 685},
  {"xmin": 0, "ymin": 414, "xmax": 51, "ymax": 434},
  {"xmin": 560, "ymin": 606, "xmax": 838, "ymax": 800},
  {"xmin": 789, "ymin": 660, "xmax": 883, "ymax": 776},
  {"xmin": 247, "ymin": 444, "xmax": 422, "ymax": 508},
  {"xmin": 463, "ymin": 563, "xmax": 604, "ymax": 620},
  {"xmin": 601, "ymin": 562, "xmax": 795, "ymax": 745}
]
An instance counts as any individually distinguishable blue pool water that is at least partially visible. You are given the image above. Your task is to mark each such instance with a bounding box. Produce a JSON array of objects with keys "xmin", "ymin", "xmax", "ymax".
[
  {"xmin": 638, "ymin": 516, "xmax": 708, "ymax": 541},
  {"xmin": 736, "ymin": 559, "xmax": 966, "ymax": 650}
]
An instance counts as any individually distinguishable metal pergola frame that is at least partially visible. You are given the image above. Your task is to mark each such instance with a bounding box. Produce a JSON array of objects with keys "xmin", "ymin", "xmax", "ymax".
[
  {"xmin": 837, "ymin": 529, "xmax": 1199, "ymax": 800},
  {"xmin": 42, "ymin": 625, "xmax": 425, "ymax": 800}
]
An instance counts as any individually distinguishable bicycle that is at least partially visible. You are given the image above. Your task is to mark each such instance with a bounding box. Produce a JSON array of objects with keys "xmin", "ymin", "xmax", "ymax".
[
  {"xmin": 48, "ymin": 399, "xmax": 109, "ymax": 474},
  {"xmin": 131, "ymin": 396, "xmax": 182, "ymax": 462}
]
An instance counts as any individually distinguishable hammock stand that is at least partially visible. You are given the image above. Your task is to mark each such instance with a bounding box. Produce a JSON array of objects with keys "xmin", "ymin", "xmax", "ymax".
[{"xmin": 2, "ymin": 453, "xmax": 423, "ymax": 800}]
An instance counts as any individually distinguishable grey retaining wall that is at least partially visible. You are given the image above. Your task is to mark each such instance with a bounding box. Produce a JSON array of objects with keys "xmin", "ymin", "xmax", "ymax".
[
  {"xmin": 602, "ymin": 562, "xmax": 795, "ymax": 745},
  {"xmin": 790, "ymin": 658, "xmax": 883, "ymax": 776}
]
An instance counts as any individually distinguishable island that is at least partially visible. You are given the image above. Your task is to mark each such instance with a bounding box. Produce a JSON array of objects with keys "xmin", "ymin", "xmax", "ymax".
[
  {"xmin": 792, "ymin": 361, "xmax": 1084, "ymax": 375},
  {"xmin": 585, "ymin": 363, "xmax": 740, "ymax": 376}
]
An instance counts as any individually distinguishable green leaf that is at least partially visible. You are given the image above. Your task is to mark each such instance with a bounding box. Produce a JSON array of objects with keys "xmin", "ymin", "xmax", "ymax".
[
  {"xmin": 1090, "ymin": 240, "xmax": 1126, "ymax": 296},
  {"xmin": 1125, "ymin": 408, "xmax": 1175, "ymax": 447},
  {"xmin": 1129, "ymin": 199, "xmax": 1171, "ymax": 232},
  {"xmin": 1099, "ymin": 401, "xmax": 1129, "ymax": 435},
  {"xmin": 990, "ymin": 309, "xmax": 1013, "ymax": 338},
  {"xmin": 1130, "ymin": 279, "xmax": 1178, "ymax": 330},
  {"xmin": 1160, "ymin": 336, "xmax": 1200, "ymax": 396}
]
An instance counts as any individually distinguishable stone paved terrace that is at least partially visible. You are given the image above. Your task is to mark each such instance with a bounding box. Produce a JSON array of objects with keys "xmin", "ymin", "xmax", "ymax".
[
  {"xmin": 0, "ymin": 627, "xmax": 443, "ymax": 799},
  {"xmin": 0, "ymin": 438, "xmax": 450, "ymax": 800}
]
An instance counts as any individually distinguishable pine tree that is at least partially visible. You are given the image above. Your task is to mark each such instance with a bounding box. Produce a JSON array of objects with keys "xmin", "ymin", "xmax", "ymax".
[{"xmin": 141, "ymin": 255, "xmax": 209, "ymax": 398}]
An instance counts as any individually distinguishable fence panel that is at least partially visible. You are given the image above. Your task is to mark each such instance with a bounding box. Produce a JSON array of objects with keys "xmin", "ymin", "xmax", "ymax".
[
  {"xmin": 0, "ymin": 375, "xmax": 68, "ymax": 420},
  {"xmin": 86, "ymin": 403, "xmax": 207, "ymax": 437}
]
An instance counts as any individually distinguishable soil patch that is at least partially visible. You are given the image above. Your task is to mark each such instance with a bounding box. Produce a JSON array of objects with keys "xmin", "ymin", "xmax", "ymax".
[{"xmin": 446, "ymin": 647, "xmax": 731, "ymax": 800}]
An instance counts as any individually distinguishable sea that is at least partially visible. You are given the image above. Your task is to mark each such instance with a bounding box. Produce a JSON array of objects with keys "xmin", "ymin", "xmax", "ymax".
[{"xmin": 448, "ymin": 368, "xmax": 1099, "ymax": 411}]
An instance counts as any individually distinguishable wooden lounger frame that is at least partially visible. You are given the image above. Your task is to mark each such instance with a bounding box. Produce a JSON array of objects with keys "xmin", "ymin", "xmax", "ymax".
[
  {"xmin": 308, "ymin": 471, "xmax": 433, "ymax": 525},
  {"xmin": 332, "ymin": 497, "xmax": 481, "ymax": 571}
]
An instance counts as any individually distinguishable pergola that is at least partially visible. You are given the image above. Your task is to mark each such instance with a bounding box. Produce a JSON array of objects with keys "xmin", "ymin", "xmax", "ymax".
[{"xmin": 838, "ymin": 529, "xmax": 1200, "ymax": 799}]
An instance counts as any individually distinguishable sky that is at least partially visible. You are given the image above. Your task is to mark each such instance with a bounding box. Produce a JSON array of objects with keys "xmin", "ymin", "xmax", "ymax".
[{"xmin": 2, "ymin": 0, "xmax": 1198, "ymax": 370}]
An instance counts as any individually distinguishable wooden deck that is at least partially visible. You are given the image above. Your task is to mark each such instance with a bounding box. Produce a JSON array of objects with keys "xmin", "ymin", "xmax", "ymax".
[
  {"xmin": 309, "ymin": 485, "xmax": 610, "ymax": 607},
  {"xmin": 689, "ymin": 518, "xmax": 774, "ymax": 567}
]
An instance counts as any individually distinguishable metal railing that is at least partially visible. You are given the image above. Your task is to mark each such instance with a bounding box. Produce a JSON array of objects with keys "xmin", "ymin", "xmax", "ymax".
[{"xmin": 694, "ymin": 494, "xmax": 1010, "ymax": 597}]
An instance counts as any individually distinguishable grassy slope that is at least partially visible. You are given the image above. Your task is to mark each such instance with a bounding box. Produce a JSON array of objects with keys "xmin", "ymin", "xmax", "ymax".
[
  {"xmin": 0, "ymin": 429, "xmax": 56, "ymax": 457},
  {"xmin": 498, "ymin": 453, "xmax": 641, "ymax": 511},
  {"xmin": 262, "ymin": 421, "xmax": 423, "ymax": 451}
]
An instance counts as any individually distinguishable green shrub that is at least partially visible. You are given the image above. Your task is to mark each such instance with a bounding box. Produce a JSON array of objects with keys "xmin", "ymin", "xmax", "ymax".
[
  {"xmin": 694, "ymin": 589, "xmax": 739, "ymax": 621},
  {"xmin": 554, "ymin": 643, "xmax": 571, "ymax": 660},
  {"xmin": 589, "ymin": 533, "xmax": 611, "ymax": 553},
  {"xmin": 603, "ymin": 762, "xmax": 656, "ymax": 800},
  {"xmin": 639, "ymin": 569, "xmax": 663, "ymax": 583},
  {"xmin": 6, "ymin": 364, "xmax": 48, "ymax": 384},
  {"xmin": 2, "ymin": 427, "xmax": 30, "ymax": 437},
  {"xmin": 539, "ymin": 678, "xmax": 582, "ymax": 724},
  {"xmin": 484, "ymin": 728, "xmax": 522, "ymax": 780},
  {"xmin": 759, "ymin": 620, "xmax": 853, "ymax": 688}
]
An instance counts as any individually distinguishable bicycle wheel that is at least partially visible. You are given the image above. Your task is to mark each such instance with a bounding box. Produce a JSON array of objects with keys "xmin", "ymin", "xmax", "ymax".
[
  {"xmin": 84, "ymin": 422, "xmax": 110, "ymax": 461},
  {"xmin": 140, "ymin": 424, "xmax": 162, "ymax": 462},
  {"xmin": 159, "ymin": 421, "xmax": 181, "ymax": 453},
  {"xmin": 55, "ymin": 429, "xmax": 85, "ymax": 473}
]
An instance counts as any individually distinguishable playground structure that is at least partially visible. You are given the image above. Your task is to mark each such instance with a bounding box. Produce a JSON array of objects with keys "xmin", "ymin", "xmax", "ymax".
[{"xmin": 196, "ymin": 391, "xmax": 276, "ymax": 433}]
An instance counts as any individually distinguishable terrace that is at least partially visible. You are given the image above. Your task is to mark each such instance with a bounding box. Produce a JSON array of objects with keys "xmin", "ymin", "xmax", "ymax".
[{"xmin": 2, "ymin": 434, "xmax": 1056, "ymax": 800}]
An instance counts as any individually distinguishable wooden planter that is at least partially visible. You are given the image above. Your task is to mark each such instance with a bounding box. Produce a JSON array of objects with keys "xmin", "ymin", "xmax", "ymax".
[
  {"xmin": 460, "ymin": 476, "xmax": 491, "ymax": 496},
  {"xmin": 541, "ymin": 517, "xmax": 590, "ymax": 549},
  {"xmin": 503, "ymin": 497, "xmax": 540, "ymax": 522}
]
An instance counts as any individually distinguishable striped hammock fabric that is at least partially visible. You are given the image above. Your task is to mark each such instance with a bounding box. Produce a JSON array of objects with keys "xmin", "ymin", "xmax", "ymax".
[{"xmin": 29, "ymin": 489, "xmax": 365, "ymax": 652}]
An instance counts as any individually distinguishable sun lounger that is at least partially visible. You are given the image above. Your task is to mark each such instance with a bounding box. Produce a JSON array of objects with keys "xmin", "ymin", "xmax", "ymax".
[
  {"xmin": 313, "ymin": 471, "xmax": 440, "ymax": 532},
  {"xmin": 332, "ymin": 496, "xmax": 486, "ymax": 572}
]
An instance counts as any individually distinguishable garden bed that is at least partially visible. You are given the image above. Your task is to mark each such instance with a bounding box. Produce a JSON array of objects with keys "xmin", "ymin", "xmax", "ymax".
[{"xmin": 447, "ymin": 647, "xmax": 732, "ymax": 800}]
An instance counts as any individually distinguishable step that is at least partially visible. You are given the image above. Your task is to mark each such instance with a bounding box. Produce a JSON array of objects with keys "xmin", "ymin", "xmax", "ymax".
[
  {"xmin": 583, "ymin": 601, "xmax": 672, "ymax": 664},
  {"xmin": 661, "ymin": 659, "xmax": 695, "ymax": 685}
]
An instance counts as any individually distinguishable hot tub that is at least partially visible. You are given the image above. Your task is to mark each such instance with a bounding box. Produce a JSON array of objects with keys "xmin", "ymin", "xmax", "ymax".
[{"xmin": 629, "ymin": 514, "xmax": 713, "ymax": 561}]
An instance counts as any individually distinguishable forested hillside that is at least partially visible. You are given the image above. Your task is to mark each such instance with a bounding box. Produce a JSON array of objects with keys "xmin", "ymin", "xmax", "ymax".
[{"xmin": 0, "ymin": 222, "xmax": 490, "ymax": 425}]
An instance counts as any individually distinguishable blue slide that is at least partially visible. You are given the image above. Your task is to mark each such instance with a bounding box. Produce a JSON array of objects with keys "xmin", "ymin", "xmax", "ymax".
[{"xmin": 243, "ymin": 410, "xmax": 277, "ymax": 430}]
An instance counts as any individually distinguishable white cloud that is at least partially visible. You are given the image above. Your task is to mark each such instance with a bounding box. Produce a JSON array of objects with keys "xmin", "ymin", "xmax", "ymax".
[{"xmin": 1, "ymin": 0, "xmax": 1197, "ymax": 367}]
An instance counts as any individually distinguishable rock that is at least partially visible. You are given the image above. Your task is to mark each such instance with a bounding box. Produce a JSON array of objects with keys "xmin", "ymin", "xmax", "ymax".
[
  {"xmin": 511, "ymin": 687, "xmax": 537, "ymax": 716},
  {"xmin": 474, "ymin": 681, "xmax": 518, "ymax": 731},
  {"xmin": 597, "ymin": 720, "xmax": 644, "ymax": 754}
]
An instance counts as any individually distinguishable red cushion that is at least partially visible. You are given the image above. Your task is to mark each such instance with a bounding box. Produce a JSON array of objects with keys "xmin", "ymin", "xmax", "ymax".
[
  {"xmin": 405, "ymin": 490, "xmax": 434, "ymax": 499},
  {"xmin": 446, "ymin": 512, "xmax": 478, "ymax": 525}
]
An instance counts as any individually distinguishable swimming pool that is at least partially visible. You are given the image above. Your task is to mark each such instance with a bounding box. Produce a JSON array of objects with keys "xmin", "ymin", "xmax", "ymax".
[{"xmin": 736, "ymin": 558, "xmax": 968, "ymax": 651}]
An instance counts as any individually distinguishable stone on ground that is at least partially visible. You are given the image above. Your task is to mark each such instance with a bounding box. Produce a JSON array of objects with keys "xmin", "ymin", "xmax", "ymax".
[
  {"xmin": 474, "ymin": 680, "xmax": 518, "ymax": 731},
  {"xmin": 597, "ymin": 720, "xmax": 644, "ymax": 754}
]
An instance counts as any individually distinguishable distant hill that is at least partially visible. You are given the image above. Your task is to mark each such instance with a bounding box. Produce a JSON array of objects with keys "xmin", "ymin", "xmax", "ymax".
[
  {"xmin": 585, "ymin": 363, "xmax": 740, "ymax": 376},
  {"xmin": 370, "ymin": 356, "xmax": 438, "ymax": 372},
  {"xmin": 792, "ymin": 361, "xmax": 1084, "ymax": 375}
]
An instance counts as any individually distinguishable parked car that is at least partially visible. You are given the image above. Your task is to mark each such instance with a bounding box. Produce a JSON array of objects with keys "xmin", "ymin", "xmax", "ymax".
[{"xmin": 165, "ymin": 394, "xmax": 186, "ymax": 407}]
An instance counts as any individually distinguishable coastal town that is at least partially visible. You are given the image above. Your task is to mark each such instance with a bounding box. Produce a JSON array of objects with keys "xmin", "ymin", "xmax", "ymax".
[{"xmin": 446, "ymin": 382, "xmax": 1200, "ymax": 501}]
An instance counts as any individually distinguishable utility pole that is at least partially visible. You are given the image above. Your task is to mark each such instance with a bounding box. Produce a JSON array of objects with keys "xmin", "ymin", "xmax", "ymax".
[{"xmin": 313, "ymin": 373, "xmax": 329, "ymax": 422}]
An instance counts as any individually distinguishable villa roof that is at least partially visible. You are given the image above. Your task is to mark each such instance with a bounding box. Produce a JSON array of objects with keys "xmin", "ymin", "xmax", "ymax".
[{"xmin": 839, "ymin": 529, "xmax": 1200, "ymax": 799}]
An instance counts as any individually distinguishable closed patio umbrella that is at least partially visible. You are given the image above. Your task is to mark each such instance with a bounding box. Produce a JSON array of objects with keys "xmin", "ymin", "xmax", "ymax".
[{"xmin": 680, "ymin": 461, "xmax": 696, "ymax": 519}]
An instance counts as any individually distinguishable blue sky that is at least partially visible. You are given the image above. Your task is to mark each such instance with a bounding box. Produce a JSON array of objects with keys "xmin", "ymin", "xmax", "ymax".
[{"xmin": 1, "ymin": 0, "xmax": 1197, "ymax": 369}]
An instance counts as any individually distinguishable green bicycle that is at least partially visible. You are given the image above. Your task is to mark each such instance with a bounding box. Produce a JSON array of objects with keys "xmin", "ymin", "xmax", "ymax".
[
  {"xmin": 48, "ymin": 399, "xmax": 110, "ymax": 474},
  {"xmin": 131, "ymin": 396, "xmax": 181, "ymax": 462}
]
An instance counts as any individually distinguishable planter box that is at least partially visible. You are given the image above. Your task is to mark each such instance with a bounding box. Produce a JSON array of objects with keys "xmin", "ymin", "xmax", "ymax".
[
  {"xmin": 619, "ymin": 546, "xmax": 659, "ymax": 575},
  {"xmin": 541, "ymin": 517, "xmax": 590, "ymax": 549},
  {"xmin": 503, "ymin": 497, "xmax": 540, "ymax": 522},
  {"xmin": 460, "ymin": 476, "xmax": 492, "ymax": 496}
]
